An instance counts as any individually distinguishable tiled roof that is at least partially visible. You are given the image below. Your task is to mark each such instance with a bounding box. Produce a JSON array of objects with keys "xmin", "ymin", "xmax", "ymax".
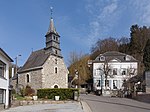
[
  {"xmin": 18, "ymin": 49, "xmax": 49, "ymax": 73},
  {"xmin": 94, "ymin": 51, "xmax": 137, "ymax": 62}
]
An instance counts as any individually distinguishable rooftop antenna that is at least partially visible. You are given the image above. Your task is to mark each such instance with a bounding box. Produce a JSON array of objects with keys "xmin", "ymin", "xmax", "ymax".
[{"xmin": 50, "ymin": 7, "xmax": 53, "ymax": 19}]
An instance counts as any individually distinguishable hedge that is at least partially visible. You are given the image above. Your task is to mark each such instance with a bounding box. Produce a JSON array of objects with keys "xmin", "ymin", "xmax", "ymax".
[{"xmin": 37, "ymin": 88, "xmax": 79, "ymax": 100}]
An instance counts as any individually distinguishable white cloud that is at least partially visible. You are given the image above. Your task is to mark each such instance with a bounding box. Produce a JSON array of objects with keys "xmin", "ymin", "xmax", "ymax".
[
  {"xmin": 85, "ymin": 0, "xmax": 119, "ymax": 46},
  {"xmin": 82, "ymin": 0, "xmax": 150, "ymax": 49},
  {"xmin": 129, "ymin": 0, "xmax": 150, "ymax": 25},
  {"xmin": 101, "ymin": 2, "xmax": 118, "ymax": 16}
]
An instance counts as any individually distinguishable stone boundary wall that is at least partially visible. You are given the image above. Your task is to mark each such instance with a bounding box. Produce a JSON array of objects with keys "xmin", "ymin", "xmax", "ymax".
[
  {"xmin": 11, "ymin": 100, "xmax": 75, "ymax": 107},
  {"xmin": 135, "ymin": 93, "xmax": 150, "ymax": 103},
  {"xmin": 0, "ymin": 104, "xmax": 5, "ymax": 110}
]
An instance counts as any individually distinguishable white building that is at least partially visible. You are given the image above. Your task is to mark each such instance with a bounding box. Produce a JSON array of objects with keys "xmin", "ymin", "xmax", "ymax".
[
  {"xmin": 93, "ymin": 51, "xmax": 138, "ymax": 92},
  {"xmin": 0, "ymin": 48, "xmax": 13, "ymax": 109}
]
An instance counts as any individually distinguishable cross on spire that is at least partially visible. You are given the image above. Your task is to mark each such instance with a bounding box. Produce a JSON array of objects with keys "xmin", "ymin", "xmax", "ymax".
[{"xmin": 50, "ymin": 7, "xmax": 53, "ymax": 19}]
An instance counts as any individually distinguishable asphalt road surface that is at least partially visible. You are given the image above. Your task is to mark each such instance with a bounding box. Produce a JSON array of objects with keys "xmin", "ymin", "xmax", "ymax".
[{"xmin": 80, "ymin": 94, "xmax": 150, "ymax": 112}]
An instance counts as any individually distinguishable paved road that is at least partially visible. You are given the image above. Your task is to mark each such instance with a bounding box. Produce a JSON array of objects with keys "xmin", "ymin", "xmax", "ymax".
[
  {"xmin": 80, "ymin": 94, "xmax": 150, "ymax": 112},
  {"xmin": 1, "ymin": 102, "xmax": 83, "ymax": 112}
]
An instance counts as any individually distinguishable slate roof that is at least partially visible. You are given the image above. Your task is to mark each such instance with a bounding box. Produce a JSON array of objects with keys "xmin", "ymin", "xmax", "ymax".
[
  {"xmin": 18, "ymin": 49, "xmax": 49, "ymax": 73},
  {"xmin": 94, "ymin": 51, "xmax": 138, "ymax": 63},
  {"xmin": 46, "ymin": 18, "xmax": 59, "ymax": 36}
]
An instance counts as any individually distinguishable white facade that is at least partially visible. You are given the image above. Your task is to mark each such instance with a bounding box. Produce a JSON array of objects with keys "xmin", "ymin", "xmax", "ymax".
[
  {"xmin": 93, "ymin": 51, "xmax": 138, "ymax": 91},
  {"xmin": 0, "ymin": 49, "xmax": 13, "ymax": 108}
]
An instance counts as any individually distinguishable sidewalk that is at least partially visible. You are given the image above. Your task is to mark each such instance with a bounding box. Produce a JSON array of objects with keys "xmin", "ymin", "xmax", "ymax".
[
  {"xmin": 80, "ymin": 101, "xmax": 92, "ymax": 112},
  {"xmin": 1, "ymin": 102, "xmax": 84, "ymax": 112}
]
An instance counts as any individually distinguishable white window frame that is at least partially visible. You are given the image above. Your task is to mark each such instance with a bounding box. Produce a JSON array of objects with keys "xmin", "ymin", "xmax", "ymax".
[
  {"xmin": 121, "ymin": 68, "xmax": 126, "ymax": 75},
  {"xmin": 113, "ymin": 68, "xmax": 117, "ymax": 75}
]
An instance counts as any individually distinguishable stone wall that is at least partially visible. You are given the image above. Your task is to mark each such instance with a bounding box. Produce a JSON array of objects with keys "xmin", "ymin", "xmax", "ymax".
[
  {"xmin": 0, "ymin": 104, "xmax": 4, "ymax": 110},
  {"xmin": 10, "ymin": 79, "xmax": 17, "ymax": 90},
  {"xmin": 11, "ymin": 100, "xmax": 74, "ymax": 107},
  {"xmin": 42, "ymin": 55, "xmax": 68, "ymax": 88},
  {"xmin": 18, "ymin": 69, "xmax": 42, "ymax": 91},
  {"xmin": 18, "ymin": 55, "xmax": 68, "ymax": 91}
]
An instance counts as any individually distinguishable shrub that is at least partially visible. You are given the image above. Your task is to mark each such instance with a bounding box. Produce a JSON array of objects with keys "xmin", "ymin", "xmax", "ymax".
[
  {"xmin": 24, "ymin": 85, "xmax": 35, "ymax": 96},
  {"xmin": 12, "ymin": 89, "xmax": 16, "ymax": 94},
  {"xmin": 20, "ymin": 88, "xmax": 25, "ymax": 97},
  {"xmin": 37, "ymin": 88, "xmax": 79, "ymax": 100}
]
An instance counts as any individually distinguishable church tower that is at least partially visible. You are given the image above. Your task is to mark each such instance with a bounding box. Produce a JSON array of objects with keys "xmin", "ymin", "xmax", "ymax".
[
  {"xmin": 45, "ymin": 8, "xmax": 62, "ymax": 57},
  {"xmin": 18, "ymin": 7, "xmax": 68, "ymax": 90}
]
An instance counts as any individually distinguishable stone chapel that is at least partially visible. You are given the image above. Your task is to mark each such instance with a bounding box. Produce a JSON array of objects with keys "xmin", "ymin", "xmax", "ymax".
[{"xmin": 18, "ymin": 15, "xmax": 68, "ymax": 90}]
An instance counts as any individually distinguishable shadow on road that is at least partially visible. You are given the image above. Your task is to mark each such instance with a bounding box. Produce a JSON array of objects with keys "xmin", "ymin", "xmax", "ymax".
[{"xmin": 81, "ymin": 98, "xmax": 150, "ymax": 111}]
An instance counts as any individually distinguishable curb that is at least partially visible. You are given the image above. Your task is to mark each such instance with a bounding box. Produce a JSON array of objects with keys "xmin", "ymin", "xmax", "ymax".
[{"xmin": 80, "ymin": 100, "xmax": 92, "ymax": 112}]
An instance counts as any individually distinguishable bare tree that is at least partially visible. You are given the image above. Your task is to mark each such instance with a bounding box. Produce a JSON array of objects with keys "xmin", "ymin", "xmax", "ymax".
[
  {"xmin": 67, "ymin": 51, "xmax": 85, "ymax": 66},
  {"xmin": 99, "ymin": 60, "xmax": 111, "ymax": 88},
  {"xmin": 91, "ymin": 37, "xmax": 119, "ymax": 60}
]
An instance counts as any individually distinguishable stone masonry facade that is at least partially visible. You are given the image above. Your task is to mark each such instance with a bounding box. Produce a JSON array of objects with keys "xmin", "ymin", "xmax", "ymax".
[
  {"xmin": 42, "ymin": 55, "xmax": 68, "ymax": 88},
  {"xmin": 18, "ymin": 69, "xmax": 42, "ymax": 90},
  {"xmin": 18, "ymin": 55, "xmax": 68, "ymax": 91}
]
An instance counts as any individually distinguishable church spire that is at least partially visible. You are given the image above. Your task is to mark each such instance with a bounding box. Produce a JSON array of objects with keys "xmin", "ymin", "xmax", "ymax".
[
  {"xmin": 50, "ymin": 6, "xmax": 53, "ymax": 19},
  {"xmin": 45, "ymin": 7, "xmax": 62, "ymax": 57},
  {"xmin": 46, "ymin": 7, "xmax": 58, "ymax": 35}
]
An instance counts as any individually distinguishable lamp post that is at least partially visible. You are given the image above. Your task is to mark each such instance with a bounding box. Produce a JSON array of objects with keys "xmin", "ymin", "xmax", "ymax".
[
  {"xmin": 75, "ymin": 69, "xmax": 79, "ymax": 88},
  {"xmin": 100, "ymin": 73, "xmax": 103, "ymax": 95},
  {"xmin": 98, "ymin": 68, "xmax": 103, "ymax": 95},
  {"xmin": 15, "ymin": 54, "xmax": 21, "ymax": 93}
]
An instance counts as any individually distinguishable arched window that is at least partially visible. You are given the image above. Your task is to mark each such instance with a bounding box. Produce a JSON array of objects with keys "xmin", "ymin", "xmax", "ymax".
[
  {"xmin": 55, "ymin": 67, "xmax": 58, "ymax": 74},
  {"xmin": 55, "ymin": 59, "xmax": 57, "ymax": 64},
  {"xmin": 55, "ymin": 50, "xmax": 58, "ymax": 54},
  {"xmin": 54, "ymin": 85, "xmax": 58, "ymax": 88},
  {"xmin": 56, "ymin": 37, "xmax": 58, "ymax": 41},
  {"xmin": 53, "ymin": 36, "xmax": 56, "ymax": 40},
  {"xmin": 27, "ymin": 74, "xmax": 30, "ymax": 83}
]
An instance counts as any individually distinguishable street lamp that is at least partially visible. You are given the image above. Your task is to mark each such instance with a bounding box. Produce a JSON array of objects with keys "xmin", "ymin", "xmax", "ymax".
[
  {"xmin": 15, "ymin": 55, "xmax": 21, "ymax": 74},
  {"xmin": 15, "ymin": 54, "xmax": 21, "ymax": 93},
  {"xmin": 98, "ymin": 68, "xmax": 103, "ymax": 95},
  {"xmin": 75, "ymin": 69, "xmax": 79, "ymax": 88}
]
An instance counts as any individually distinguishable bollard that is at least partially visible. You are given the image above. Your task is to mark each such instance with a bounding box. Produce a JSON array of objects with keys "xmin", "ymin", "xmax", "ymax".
[{"xmin": 74, "ymin": 91, "xmax": 78, "ymax": 101}]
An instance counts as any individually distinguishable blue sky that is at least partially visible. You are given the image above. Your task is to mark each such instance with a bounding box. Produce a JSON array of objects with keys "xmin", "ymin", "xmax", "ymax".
[{"xmin": 1, "ymin": 0, "xmax": 150, "ymax": 66}]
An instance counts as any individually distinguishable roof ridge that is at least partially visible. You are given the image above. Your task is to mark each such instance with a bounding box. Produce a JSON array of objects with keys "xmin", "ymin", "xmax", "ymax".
[
  {"xmin": 103, "ymin": 51, "xmax": 126, "ymax": 56},
  {"xmin": 32, "ymin": 48, "xmax": 44, "ymax": 53}
]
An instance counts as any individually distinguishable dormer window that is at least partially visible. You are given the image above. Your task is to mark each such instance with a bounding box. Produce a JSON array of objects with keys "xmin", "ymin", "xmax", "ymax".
[
  {"xmin": 123, "ymin": 56, "xmax": 126, "ymax": 60},
  {"xmin": 125, "ymin": 55, "xmax": 131, "ymax": 61},
  {"xmin": 99, "ymin": 56, "xmax": 105, "ymax": 61}
]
